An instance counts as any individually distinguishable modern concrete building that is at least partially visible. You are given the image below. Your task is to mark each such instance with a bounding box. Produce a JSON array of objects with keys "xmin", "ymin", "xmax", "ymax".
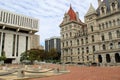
[
  {"xmin": 45, "ymin": 37, "xmax": 61, "ymax": 53},
  {"xmin": 60, "ymin": 0, "xmax": 120, "ymax": 66},
  {"xmin": 0, "ymin": 9, "xmax": 39, "ymax": 63}
]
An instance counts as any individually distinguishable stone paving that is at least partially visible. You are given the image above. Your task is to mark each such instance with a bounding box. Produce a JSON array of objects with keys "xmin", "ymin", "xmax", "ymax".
[{"xmin": 30, "ymin": 64, "xmax": 120, "ymax": 80}]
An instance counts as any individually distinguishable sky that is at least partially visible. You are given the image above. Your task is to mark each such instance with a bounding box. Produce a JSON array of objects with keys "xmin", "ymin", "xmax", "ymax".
[{"xmin": 0, "ymin": 0, "xmax": 98, "ymax": 46}]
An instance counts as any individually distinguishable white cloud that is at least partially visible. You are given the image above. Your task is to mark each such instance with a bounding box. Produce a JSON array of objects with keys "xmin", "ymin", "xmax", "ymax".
[{"xmin": 0, "ymin": 0, "xmax": 98, "ymax": 46}]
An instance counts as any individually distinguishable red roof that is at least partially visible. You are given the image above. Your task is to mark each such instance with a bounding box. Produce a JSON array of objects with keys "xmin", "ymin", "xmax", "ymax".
[{"xmin": 67, "ymin": 5, "xmax": 77, "ymax": 21}]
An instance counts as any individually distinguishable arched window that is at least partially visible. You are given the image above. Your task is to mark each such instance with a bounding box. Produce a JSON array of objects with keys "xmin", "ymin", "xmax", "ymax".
[
  {"xmin": 106, "ymin": 22, "xmax": 108, "ymax": 28},
  {"xmin": 93, "ymin": 46, "xmax": 95, "ymax": 52},
  {"xmin": 66, "ymin": 41, "xmax": 68, "ymax": 46},
  {"xmin": 109, "ymin": 21, "xmax": 112, "ymax": 27},
  {"xmin": 101, "ymin": 35, "xmax": 105, "ymax": 41},
  {"xmin": 62, "ymin": 34, "xmax": 64, "ymax": 39},
  {"xmin": 113, "ymin": 20, "xmax": 116, "ymax": 26},
  {"xmin": 86, "ymin": 37, "xmax": 88, "ymax": 44},
  {"xmin": 78, "ymin": 48, "xmax": 80, "ymax": 54},
  {"xmin": 91, "ymin": 25, "xmax": 93, "ymax": 32},
  {"xmin": 71, "ymin": 49, "xmax": 73, "ymax": 55},
  {"xmin": 112, "ymin": 3, "xmax": 115, "ymax": 10},
  {"xmin": 99, "ymin": 24, "xmax": 101, "ymax": 30},
  {"xmin": 62, "ymin": 42, "xmax": 64, "ymax": 47},
  {"xmin": 106, "ymin": 54, "xmax": 111, "ymax": 63},
  {"xmin": 92, "ymin": 35, "xmax": 94, "ymax": 42},
  {"xmin": 115, "ymin": 53, "xmax": 120, "ymax": 63},
  {"xmin": 103, "ymin": 44, "xmax": 106, "ymax": 50},
  {"xmin": 82, "ymin": 47, "xmax": 84, "ymax": 54},
  {"xmin": 86, "ymin": 47, "xmax": 89, "ymax": 53},
  {"xmin": 110, "ymin": 43, "xmax": 113, "ymax": 49},
  {"xmin": 101, "ymin": 7, "xmax": 105, "ymax": 14},
  {"xmin": 66, "ymin": 33, "xmax": 68, "ymax": 38},
  {"xmin": 117, "ymin": 19, "xmax": 120, "ymax": 25},
  {"xmin": 70, "ymin": 32, "xmax": 72, "ymax": 37},
  {"xmin": 102, "ymin": 23, "xmax": 104, "ymax": 29},
  {"xmin": 108, "ymin": 32, "xmax": 112, "ymax": 39},
  {"xmin": 77, "ymin": 39, "xmax": 79, "ymax": 45},
  {"xmin": 70, "ymin": 40, "xmax": 72, "ymax": 46},
  {"xmin": 116, "ymin": 30, "xmax": 120, "ymax": 38},
  {"xmin": 81, "ymin": 38, "xmax": 84, "ymax": 44},
  {"xmin": 98, "ymin": 55, "xmax": 102, "ymax": 63},
  {"xmin": 118, "ymin": 42, "xmax": 120, "ymax": 48}
]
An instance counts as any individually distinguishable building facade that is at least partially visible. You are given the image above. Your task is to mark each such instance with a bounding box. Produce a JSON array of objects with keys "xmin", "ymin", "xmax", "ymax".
[
  {"xmin": 0, "ymin": 9, "xmax": 39, "ymax": 63},
  {"xmin": 60, "ymin": 0, "xmax": 120, "ymax": 66},
  {"xmin": 45, "ymin": 37, "xmax": 61, "ymax": 53}
]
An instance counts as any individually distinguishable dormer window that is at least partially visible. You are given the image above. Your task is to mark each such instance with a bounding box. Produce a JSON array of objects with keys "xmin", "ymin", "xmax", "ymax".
[
  {"xmin": 112, "ymin": 3, "xmax": 115, "ymax": 10},
  {"xmin": 101, "ymin": 7, "xmax": 105, "ymax": 14},
  {"xmin": 100, "ymin": 5, "xmax": 106, "ymax": 15},
  {"xmin": 110, "ymin": 0, "xmax": 118, "ymax": 12}
]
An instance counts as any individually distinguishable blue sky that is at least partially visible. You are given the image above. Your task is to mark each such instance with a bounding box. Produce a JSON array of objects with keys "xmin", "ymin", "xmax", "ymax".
[{"xmin": 0, "ymin": 0, "xmax": 98, "ymax": 46}]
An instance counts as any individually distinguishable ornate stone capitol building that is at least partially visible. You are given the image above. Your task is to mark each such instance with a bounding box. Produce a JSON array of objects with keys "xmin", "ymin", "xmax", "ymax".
[
  {"xmin": 60, "ymin": 0, "xmax": 120, "ymax": 66},
  {"xmin": 0, "ymin": 9, "xmax": 39, "ymax": 63}
]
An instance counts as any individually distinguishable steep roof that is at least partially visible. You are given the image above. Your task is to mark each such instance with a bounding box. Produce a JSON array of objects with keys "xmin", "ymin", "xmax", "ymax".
[
  {"xmin": 85, "ymin": 3, "xmax": 96, "ymax": 16},
  {"xmin": 67, "ymin": 5, "xmax": 77, "ymax": 21}
]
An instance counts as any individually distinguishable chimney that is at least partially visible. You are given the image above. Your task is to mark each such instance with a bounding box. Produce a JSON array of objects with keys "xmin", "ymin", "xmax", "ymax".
[{"xmin": 98, "ymin": 0, "xmax": 102, "ymax": 6}]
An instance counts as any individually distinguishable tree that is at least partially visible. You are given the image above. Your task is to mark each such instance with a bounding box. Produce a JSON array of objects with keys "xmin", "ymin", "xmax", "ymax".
[
  {"xmin": 20, "ymin": 49, "xmax": 46, "ymax": 63},
  {"xmin": 0, "ymin": 51, "xmax": 6, "ymax": 61},
  {"xmin": 48, "ymin": 48, "xmax": 58, "ymax": 60}
]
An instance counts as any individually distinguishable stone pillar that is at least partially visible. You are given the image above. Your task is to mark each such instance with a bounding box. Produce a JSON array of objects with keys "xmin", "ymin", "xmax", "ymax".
[
  {"xmin": 110, "ymin": 53, "xmax": 116, "ymax": 65},
  {"xmin": 102, "ymin": 54, "xmax": 107, "ymax": 66}
]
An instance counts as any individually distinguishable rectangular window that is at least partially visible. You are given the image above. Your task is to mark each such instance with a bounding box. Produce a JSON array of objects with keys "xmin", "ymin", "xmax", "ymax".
[
  {"xmin": 12, "ymin": 34, "xmax": 16, "ymax": 56},
  {"xmin": 2, "ymin": 33, "xmax": 5, "ymax": 54},
  {"xmin": 26, "ymin": 36, "xmax": 28, "ymax": 51},
  {"xmin": 16, "ymin": 35, "xmax": 19, "ymax": 56}
]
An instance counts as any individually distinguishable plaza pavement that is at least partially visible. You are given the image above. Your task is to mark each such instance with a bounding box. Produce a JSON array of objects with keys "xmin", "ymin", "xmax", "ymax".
[{"xmin": 30, "ymin": 64, "xmax": 120, "ymax": 80}]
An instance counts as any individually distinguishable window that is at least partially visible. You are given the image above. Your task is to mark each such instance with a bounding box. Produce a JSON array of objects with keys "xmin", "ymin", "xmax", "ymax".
[
  {"xmin": 86, "ymin": 37, "xmax": 88, "ymax": 44},
  {"xmin": 117, "ymin": 19, "xmax": 120, "ymax": 25},
  {"xmin": 12, "ymin": 34, "xmax": 16, "ymax": 56},
  {"xmin": 112, "ymin": 3, "xmax": 115, "ymax": 10},
  {"xmin": 101, "ymin": 35, "xmax": 105, "ymax": 41},
  {"xmin": 92, "ymin": 35, "xmax": 94, "ymax": 42},
  {"xmin": 99, "ymin": 24, "xmax": 101, "ymax": 30},
  {"xmin": 110, "ymin": 43, "xmax": 113, "ymax": 49},
  {"xmin": 118, "ymin": 42, "xmax": 120, "ymax": 48},
  {"xmin": 108, "ymin": 32, "xmax": 112, "ymax": 39},
  {"xmin": 62, "ymin": 42, "xmax": 64, "ymax": 47},
  {"xmin": 16, "ymin": 35, "xmax": 19, "ymax": 56},
  {"xmin": 70, "ymin": 40, "xmax": 72, "ymax": 46},
  {"xmin": 86, "ymin": 47, "xmax": 89, "ymax": 53},
  {"xmin": 93, "ymin": 46, "xmax": 95, "ymax": 52},
  {"xmin": 77, "ymin": 39, "xmax": 79, "ymax": 45},
  {"xmin": 101, "ymin": 7, "xmax": 105, "ymax": 14},
  {"xmin": 71, "ymin": 49, "xmax": 73, "ymax": 55},
  {"xmin": 82, "ymin": 48, "xmax": 84, "ymax": 54},
  {"xmin": 81, "ymin": 38, "xmax": 84, "ymax": 44},
  {"xmin": 78, "ymin": 48, "xmax": 80, "ymax": 54},
  {"xmin": 26, "ymin": 36, "xmax": 28, "ymax": 51},
  {"xmin": 116, "ymin": 30, "xmax": 120, "ymax": 38},
  {"xmin": 62, "ymin": 34, "xmax": 64, "ymax": 39},
  {"xmin": 103, "ymin": 44, "xmax": 106, "ymax": 50},
  {"xmin": 66, "ymin": 33, "xmax": 68, "ymax": 38},
  {"xmin": 66, "ymin": 41, "xmax": 68, "ymax": 46},
  {"xmin": 109, "ymin": 21, "xmax": 112, "ymax": 27},
  {"xmin": 113, "ymin": 20, "xmax": 116, "ymax": 26},
  {"xmin": 106, "ymin": 22, "xmax": 108, "ymax": 28},
  {"xmin": 102, "ymin": 23, "xmax": 104, "ymax": 29},
  {"xmin": 91, "ymin": 25, "xmax": 93, "ymax": 32}
]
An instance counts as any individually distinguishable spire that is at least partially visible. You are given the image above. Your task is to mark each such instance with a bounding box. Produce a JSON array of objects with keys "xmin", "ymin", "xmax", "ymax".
[
  {"xmin": 85, "ymin": 3, "xmax": 96, "ymax": 16},
  {"xmin": 67, "ymin": 5, "xmax": 77, "ymax": 21}
]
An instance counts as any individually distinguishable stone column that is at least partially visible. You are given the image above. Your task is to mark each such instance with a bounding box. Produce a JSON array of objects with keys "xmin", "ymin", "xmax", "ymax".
[{"xmin": 111, "ymin": 53, "xmax": 116, "ymax": 65}]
